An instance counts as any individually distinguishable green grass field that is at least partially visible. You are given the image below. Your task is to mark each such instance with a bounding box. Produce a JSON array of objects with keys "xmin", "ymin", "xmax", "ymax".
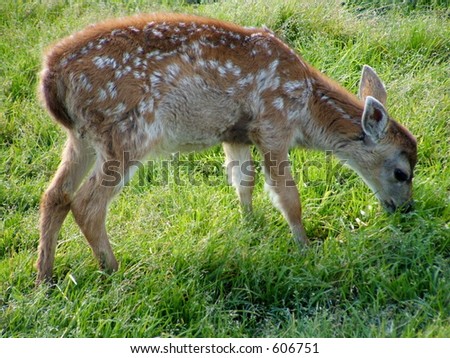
[{"xmin": 1, "ymin": 0, "xmax": 449, "ymax": 337}]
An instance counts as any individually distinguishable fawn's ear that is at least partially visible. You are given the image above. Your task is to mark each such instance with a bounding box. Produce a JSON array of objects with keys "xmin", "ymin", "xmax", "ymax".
[
  {"xmin": 362, "ymin": 96, "xmax": 389, "ymax": 142},
  {"xmin": 359, "ymin": 65, "xmax": 387, "ymax": 106}
]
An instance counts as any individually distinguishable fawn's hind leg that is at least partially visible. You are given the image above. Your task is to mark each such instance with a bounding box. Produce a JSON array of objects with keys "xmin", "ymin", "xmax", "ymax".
[
  {"xmin": 70, "ymin": 153, "xmax": 140, "ymax": 274},
  {"xmin": 37, "ymin": 136, "xmax": 95, "ymax": 284},
  {"xmin": 223, "ymin": 143, "xmax": 255, "ymax": 212}
]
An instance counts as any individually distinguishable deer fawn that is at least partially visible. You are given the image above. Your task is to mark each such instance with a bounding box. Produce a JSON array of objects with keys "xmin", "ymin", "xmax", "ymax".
[{"xmin": 37, "ymin": 13, "xmax": 417, "ymax": 284}]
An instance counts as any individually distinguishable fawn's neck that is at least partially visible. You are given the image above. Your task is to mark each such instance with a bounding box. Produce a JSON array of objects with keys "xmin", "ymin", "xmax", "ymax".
[{"xmin": 294, "ymin": 69, "xmax": 365, "ymax": 154}]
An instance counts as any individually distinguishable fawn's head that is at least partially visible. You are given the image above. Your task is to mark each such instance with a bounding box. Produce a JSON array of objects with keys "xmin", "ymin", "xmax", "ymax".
[{"xmin": 348, "ymin": 65, "xmax": 417, "ymax": 213}]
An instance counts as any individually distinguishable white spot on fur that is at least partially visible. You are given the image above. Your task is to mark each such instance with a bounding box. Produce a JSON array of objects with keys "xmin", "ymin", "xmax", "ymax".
[
  {"xmin": 128, "ymin": 26, "xmax": 140, "ymax": 33},
  {"xmin": 158, "ymin": 23, "xmax": 169, "ymax": 31},
  {"xmin": 93, "ymin": 56, "xmax": 118, "ymax": 69},
  {"xmin": 231, "ymin": 33, "xmax": 241, "ymax": 41},
  {"xmin": 115, "ymin": 102, "xmax": 126, "ymax": 113},
  {"xmin": 98, "ymin": 88, "xmax": 107, "ymax": 101},
  {"xmin": 150, "ymin": 71, "xmax": 163, "ymax": 92},
  {"xmin": 197, "ymin": 59, "xmax": 207, "ymax": 68},
  {"xmin": 138, "ymin": 97, "xmax": 154, "ymax": 114},
  {"xmin": 146, "ymin": 50, "xmax": 160, "ymax": 59},
  {"xmin": 123, "ymin": 52, "xmax": 131, "ymax": 63},
  {"xmin": 133, "ymin": 57, "xmax": 142, "ymax": 67},
  {"xmin": 218, "ymin": 66, "xmax": 227, "ymax": 77},
  {"xmin": 115, "ymin": 69, "xmax": 124, "ymax": 79},
  {"xmin": 111, "ymin": 29, "xmax": 126, "ymax": 36},
  {"xmin": 104, "ymin": 102, "xmax": 126, "ymax": 116},
  {"xmin": 226, "ymin": 87, "xmax": 236, "ymax": 95},
  {"xmin": 248, "ymin": 91, "xmax": 266, "ymax": 114},
  {"xmin": 191, "ymin": 41, "xmax": 202, "ymax": 54},
  {"xmin": 272, "ymin": 97, "xmax": 284, "ymax": 111},
  {"xmin": 166, "ymin": 63, "xmax": 180, "ymax": 80},
  {"xmin": 69, "ymin": 72, "xmax": 93, "ymax": 93},
  {"xmin": 152, "ymin": 29, "xmax": 163, "ymax": 38},
  {"xmin": 237, "ymin": 73, "xmax": 255, "ymax": 88},
  {"xmin": 269, "ymin": 59, "xmax": 279, "ymax": 73},
  {"xmin": 181, "ymin": 53, "xmax": 190, "ymax": 63},
  {"xmin": 224, "ymin": 60, "xmax": 241, "ymax": 76},
  {"xmin": 283, "ymin": 80, "xmax": 305, "ymax": 93},
  {"xmin": 208, "ymin": 60, "xmax": 219, "ymax": 69},
  {"xmin": 255, "ymin": 69, "xmax": 279, "ymax": 93},
  {"xmin": 79, "ymin": 73, "xmax": 92, "ymax": 92},
  {"xmin": 133, "ymin": 71, "xmax": 145, "ymax": 79},
  {"xmin": 106, "ymin": 81, "xmax": 117, "ymax": 99},
  {"xmin": 319, "ymin": 92, "xmax": 353, "ymax": 120}
]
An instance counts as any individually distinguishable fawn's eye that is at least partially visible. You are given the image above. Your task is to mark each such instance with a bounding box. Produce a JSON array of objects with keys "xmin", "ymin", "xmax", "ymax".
[{"xmin": 394, "ymin": 168, "xmax": 409, "ymax": 182}]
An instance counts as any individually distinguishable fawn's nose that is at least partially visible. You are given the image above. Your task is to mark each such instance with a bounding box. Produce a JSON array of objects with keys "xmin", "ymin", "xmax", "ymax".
[{"xmin": 400, "ymin": 200, "xmax": 415, "ymax": 213}]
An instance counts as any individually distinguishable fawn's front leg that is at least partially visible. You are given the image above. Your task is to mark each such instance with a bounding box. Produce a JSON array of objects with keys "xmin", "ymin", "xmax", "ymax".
[{"xmin": 261, "ymin": 150, "xmax": 309, "ymax": 246}]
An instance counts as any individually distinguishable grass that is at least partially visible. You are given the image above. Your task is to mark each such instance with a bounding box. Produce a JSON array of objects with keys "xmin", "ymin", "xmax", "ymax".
[{"xmin": 0, "ymin": 0, "xmax": 449, "ymax": 337}]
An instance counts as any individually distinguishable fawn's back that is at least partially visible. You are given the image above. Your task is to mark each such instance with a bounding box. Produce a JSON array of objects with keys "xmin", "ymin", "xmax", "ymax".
[{"xmin": 41, "ymin": 13, "xmax": 313, "ymax": 158}]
